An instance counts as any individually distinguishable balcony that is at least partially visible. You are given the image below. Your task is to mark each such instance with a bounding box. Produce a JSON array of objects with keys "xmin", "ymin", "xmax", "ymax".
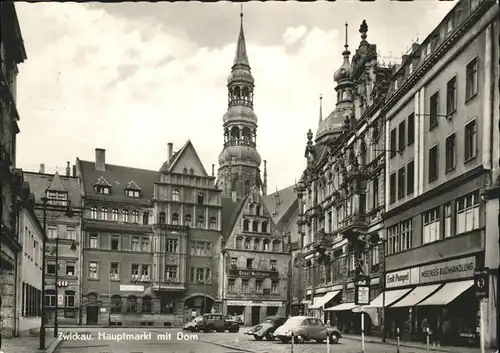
[
  {"xmin": 339, "ymin": 214, "xmax": 369, "ymax": 240},
  {"xmin": 223, "ymin": 139, "xmax": 256, "ymax": 148},
  {"xmin": 152, "ymin": 279, "xmax": 186, "ymax": 292}
]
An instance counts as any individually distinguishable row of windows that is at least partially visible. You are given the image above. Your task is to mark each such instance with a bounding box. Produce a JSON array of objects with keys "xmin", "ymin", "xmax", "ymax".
[
  {"xmin": 227, "ymin": 278, "xmax": 279, "ymax": 294},
  {"xmin": 386, "ymin": 191, "xmax": 480, "ymax": 255},
  {"xmin": 110, "ymin": 295, "xmax": 154, "ymax": 313},
  {"xmin": 46, "ymin": 260, "xmax": 76, "ymax": 276},
  {"xmin": 45, "ymin": 289, "xmax": 76, "ymax": 307},
  {"xmin": 46, "ymin": 225, "xmax": 77, "ymax": 240},
  {"xmin": 230, "ymin": 257, "xmax": 277, "ymax": 271},
  {"xmin": 90, "ymin": 233, "xmax": 150, "ymax": 252},
  {"xmin": 89, "ymin": 207, "xmax": 149, "ymax": 224},
  {"xmin": 242, "ymin": 219, "xmax": 269, "ymax": 233},
  {"xmin": 23, "ymin": 227, "xmax": 41, "ymax": 265},
  {"xmin": 235, "ymin": 237, "xmax": 282, "ymax": 252},
  {"xmin": 157, "ymin": 212, "xmax": 217, "ymax": 229},
  {"xmin": 21, "ymin": 283, "xmax": 41, "ymax": 317},
  {"xmin": 95, "ymin": 185, "xmax": 141, "ymax": 198},
  {"xmin": 389, "ymin": 160, "xmax": 415, "ymax": 204}
]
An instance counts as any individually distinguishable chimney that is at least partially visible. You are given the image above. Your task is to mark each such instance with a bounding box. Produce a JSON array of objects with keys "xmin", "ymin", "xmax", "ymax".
[
  {"xmin": 95, "ymin": 148, "xmax": 106, "ymax": 171},
  {"xmin": 66, "ymin": 161, "xmax": 71, "ymax": 176},
  {"xmin": 39, "ymin": 164, "xmax": 45, "ymax": 173},
  {"xmin": 72, "ymin": 165, "xmax": 76, "ymax": 177},
  {"xmin": 263, "ymin": 160, "xmax": 268, "ymax": 196},
  {"xmin": 231, "ymin": 191, "xmax": 237, "ymax": 203},
  {"xmin": 167, "ymin": 143, "xmax": 173, "ymax": 163},
  {"xmin": 212, "ymin": 164, "xmax": 215, "ymax": 177}
]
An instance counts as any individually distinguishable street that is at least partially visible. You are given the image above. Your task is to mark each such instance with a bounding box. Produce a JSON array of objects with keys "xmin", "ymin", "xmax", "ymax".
[{"xmin": 53, "ymin": 327, "xmax": 448, "ymax": 353}]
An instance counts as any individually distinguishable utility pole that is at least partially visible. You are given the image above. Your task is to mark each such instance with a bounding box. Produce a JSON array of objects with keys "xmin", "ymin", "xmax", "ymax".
[
  {"xmin": 54, "ymin": 237, "xmax": 59, "ymax": 337},
  {"xmin": 287, "ymin": 231, "xmax": 293, "ymax": 317},
  {"xmin": 39, "ymin": 197, "xmax": 47, "ymax": 350},
  {"xmin": 497, "ymin": 31, "xmax": 500, "ymax": 352}
]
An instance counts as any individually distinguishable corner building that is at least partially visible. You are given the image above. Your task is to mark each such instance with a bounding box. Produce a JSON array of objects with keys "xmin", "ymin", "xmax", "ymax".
[
  {"xmin": 382, "ymin": 0, "xmax": 499, "ymax": 348},
  {"xmin": 77, "ymin": 144, "xmax": 222, "ymax": 326},
  {"xmin": 296, "ymin": 20, "xmax": 392, "ymax": 334}
]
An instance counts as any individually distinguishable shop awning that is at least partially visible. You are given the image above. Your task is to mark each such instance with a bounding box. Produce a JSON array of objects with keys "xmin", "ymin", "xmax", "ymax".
[
  {"xmin": 389, "ymin": 284, "xmax": 442, "ymax": 308},
  {"xmin": 309, "ymin": 291, "xmax": 341, "ymax": 309},
  {"xmin": 324, "ymin": 302, "xmax": 359, "ymax": 312},
  {"xmin": 364, "ymin": 288, "xmax": 413, "ymax": 308},
  {"xmin": 416, "ymin": 280, "xmax": 474, "ymax": 306}
]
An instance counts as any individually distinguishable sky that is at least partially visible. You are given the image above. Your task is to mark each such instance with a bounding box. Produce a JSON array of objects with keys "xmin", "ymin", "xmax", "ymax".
[{"xmin": 15, "ymin": 1, "xmax": 457, "ymax": 192}]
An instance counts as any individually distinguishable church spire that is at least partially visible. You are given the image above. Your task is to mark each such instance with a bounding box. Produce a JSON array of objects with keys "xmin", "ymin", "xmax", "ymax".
[
  {"xmin": 233, "ymin": 4, "xmax": 250, "ymax": 68},
  {"xmin": 318, "ymin": 94, "xmax": 323, "ymax": 123}
]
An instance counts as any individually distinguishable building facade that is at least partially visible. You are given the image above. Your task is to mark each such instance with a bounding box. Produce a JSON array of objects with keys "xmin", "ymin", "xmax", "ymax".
[
  {"xmin": 16, "ymin": 186, "xmax": 44, "ymax": 335},
  {"xmin": 0, "ymin": 2, "xmax": 27, "ymax": 341},
  {"xmin": 23, "ymin": 168, "xmax": 84, "ymax": 326},
  {"xmin": 221, "ymin": 186, "xmax": 290, "ymax": 326},
  {"xmin": 77, "ymin": 144, "xmax": 222, "ymax": 326},
  {"xmin": 382, "ymin": 0, "xmax": 499, "ymax": 348},
  {"xmin": 296, "ymin": 20, "xmax": 392, "ymax": 333}
]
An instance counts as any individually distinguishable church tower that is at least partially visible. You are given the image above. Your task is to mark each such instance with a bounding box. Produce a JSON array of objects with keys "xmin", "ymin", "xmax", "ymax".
[{"xmin": 217, "ymin": 11, "xmax": 264, "ymax": 200}]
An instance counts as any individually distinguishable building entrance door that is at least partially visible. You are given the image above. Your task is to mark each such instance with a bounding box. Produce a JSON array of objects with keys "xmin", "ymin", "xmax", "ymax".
[
  {"xmin": 251, "ymin": 306, "xmax": 260, "ymax": 326},
  {"xmin": 86, "ymin": 306, "xmax": 99, "ymax": 325}
]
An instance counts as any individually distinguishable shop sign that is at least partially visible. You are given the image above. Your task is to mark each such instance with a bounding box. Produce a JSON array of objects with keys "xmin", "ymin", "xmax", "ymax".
[
  {"xmin": 419, "ymin": 256, "xmax": 475, "ymax": 284},
  {"xmin": 474, "ymin": 268, "xmax": 489, "ymax": 299},
  {"xmin": 386, "ymin": 269, "xmax": 411, "ymax": 288},
  {"xmin": 355, "ymin": 285, "xmax": 370, "ymax": 305},
  {"xmin": 120, "ymin": 284, "xmax": 144, "ymax": 292},
  {"xmin": 228, "ymin": 269, "xmax": 279, "ymax": 278},
  {"xmin": 226, "ymin": 300, "xmax": 283, "ymax": 307}
]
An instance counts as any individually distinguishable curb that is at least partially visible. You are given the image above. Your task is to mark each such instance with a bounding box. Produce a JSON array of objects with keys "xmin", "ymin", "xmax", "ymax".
[
  {"xmin": 42, "ymin": 337, "xmax": 62, "ymax": 353},
  {"xmin": 197, "ymin": 339, "xmax": 256, "ymax": 353},
  {"xmin": 342, "ymin": 336, "xmax": 466, "ymax": 353}
]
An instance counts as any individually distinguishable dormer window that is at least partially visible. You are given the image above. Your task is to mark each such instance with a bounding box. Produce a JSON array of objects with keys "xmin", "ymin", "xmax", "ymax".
[
  {"xmin": 394, "ymin": 80, "xmax": 399, "ymax": 90},
  {"xmin": 94, "ymin": 176, "xmax": 111, "ymax": 195},
  {"xmin": 446, "ymin": 18, "xmax": 453, "ymax": 35},
  {"xmin": 96, "ymin": 185, "xmax": 110, "ymax": 195},
  {"xmin": 408, "ymin": 62, "xmax": 413, "ymax": 74},
  {"xmin": 46, "ymin": 191, "xmax": 68, "ymax": 206},
  {"xmin": 126, "ymin": 190, "xmax": 140, "ymax": 198},
  {"xmin": 125, "ymin": 180, "xmax": 141, "ymax": 198},
  {"xmin": 425, "ymin": 42, "xmax": 432, "ymax": 57}
]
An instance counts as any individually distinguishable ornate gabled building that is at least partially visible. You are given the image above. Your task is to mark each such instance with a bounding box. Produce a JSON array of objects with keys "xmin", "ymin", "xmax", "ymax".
[
  {"xmin": 220, "ymin": 186, "xmax": 289, "ymax": 326},
  {"xmin": 296, "ymin": 21, "xmax": 393, "ymax": 332},
  {"xmin": 0, "ymin": 2, "xmax": 27, "ymax": 341},
  {"xmin": 77, "ymin": 142, "xmax": 222, "ymax": 327},
  {"xmin": 217, "ymin": 12, "xmax": 266, "ymax": 201}
]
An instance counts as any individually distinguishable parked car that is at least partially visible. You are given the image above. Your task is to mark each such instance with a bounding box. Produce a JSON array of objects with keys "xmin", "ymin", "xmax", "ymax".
[
  {"xmin": 227, "ymin": 315, "xmax": 244, "ymax": 326},
  {"xmin": 273, "ymin": 316, "xmax": 342, "ymax": 344},
  {"xmin": 245, "ymin": 316, "xmax": 288, "ymax": 341},
  {"xmin": 186, "ymin": 313, "xmax": 240, "ymax": 333}
]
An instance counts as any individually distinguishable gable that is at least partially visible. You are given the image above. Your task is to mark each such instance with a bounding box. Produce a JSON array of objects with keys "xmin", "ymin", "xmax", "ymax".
[
  {"xmin": 225, "ymin": 187, "xmax": 283, "ymax": 250},
  {"xmin": 169, "ymin": 141, "xmax": 208, "ymax": 176}
]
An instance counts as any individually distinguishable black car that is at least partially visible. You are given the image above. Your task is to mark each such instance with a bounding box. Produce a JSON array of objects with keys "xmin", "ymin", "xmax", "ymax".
[
  {"xmin": 244, "ymin": 316, "xmax": 288, "ymax": 341},
  {"xmin": 183, "ymin": 314, "xmax": 240, "ymax": 333}
]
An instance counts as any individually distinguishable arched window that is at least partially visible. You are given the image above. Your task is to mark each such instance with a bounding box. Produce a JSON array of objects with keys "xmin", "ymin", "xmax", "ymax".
[
  {"xmin": 273, "ymin": 240, "xmax": 281, "ymax": 252},
  {"xmin": 236, "ymin": 237, "xmax": 243, "ymax": 249},
  {"xmin": 244, "ymin": 238, "xmax": 251, "ymax": 250},
  {"xmin": 253, "ymin": 238, "xmax": 260, "ymax": 251},
  {"xmin": 45, "ymin": 289, "xmax": 56, "ymax": 307},
  {"xmin": 126, "ymin": 295, "xmax": 137, "ymax": 313},
  {"xmin": 122, "ymin": 210, "xmax": 129, "ymax": 223},
  {"xmin": 111, "ymin": 209, "xmax": 119, "ymax": 222},
  {"xmin": 261, "ymin": 221, "xmax": 268, "ymax": 233},
  {"xmin": 197, "ymin": 193, "xmax": 204, "ymax": 204},
  {"xmin": 142, "ymin": 212, "xmax": 149, "ymax": 225},
  {"xmin": 197, "ymin": 216, "xmax": 204, "ymax": 228},
  {"xmin": 244, "ymin": 180, "xmax": 250, "ymax": 195},
  {"xmin": 132, "ymin": 210, "xmax": 139, "ymax": 223},
  {"xmin": 90, "ymin": 206, "xmax": 97, "ymax": 220},
  {"xmin": 172, "ymin": 213, "xmax": 179, "ymax": 225},
  {"xmin": 256, "ymin": 205, "xmax": 261, "ymax": 216},
  {"xmin": 158, "ymin": 212, "xmax": 166, "ymax": 224},
  {"xmin": 249, "ymin": 204, "xmax": 254, "ymax": 213},
  {"xmin": 243, "ymin": 219, "xmax": 249, "ymax": 231},
  {"xmin": 184, "ymin": 214, "xmax": 192, "ymax": 227},
  {"xmin": 360, "ymin": 140, "xmax": 367, "ymax": 166},
  {"xmin": 64, "ymin": 290, "xmax": 75, "ymax": 307},
  {"xmin": 263, "ymin": 240, "xmax": 270, "ymax": 251},
  {"xmin": 142, "ymin": 296, "xmax": 152, "ymax": 313},
  {"xmin": 101, "ymin": 208, "xmax": 108, "ymax": 221},
  {"xmin": 111, "ymin": 295, "xmax": 122, "ymax": 313},
  {"xmin": 210, "ymin": 217, "xmax": 217, "ymax": 230},
  {"xmin": 252, "ymin": 221, "xmax": 259, "ymax": 232},
  {"xmin": 231, "ymin": 126, "xmax": 240, "ymax": 140},
  {"xmin": 172, "ymin": 189, "xmax": 180, "ymax": 201}
]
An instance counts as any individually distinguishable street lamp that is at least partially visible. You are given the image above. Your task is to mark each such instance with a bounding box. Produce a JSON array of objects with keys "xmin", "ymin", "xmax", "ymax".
[
  {"xmin": 39, "ymin": 196, "xmax": 73, "ymax": 349},
  {"xmin": 283, "ymin": 231, "xmax": 293, "ymax": 317}
]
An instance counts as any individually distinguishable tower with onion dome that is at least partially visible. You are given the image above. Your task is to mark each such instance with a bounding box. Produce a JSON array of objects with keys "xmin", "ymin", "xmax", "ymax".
[{"xmin": 217, "ymin": 11, "xmax": 266, "ymax": 199}]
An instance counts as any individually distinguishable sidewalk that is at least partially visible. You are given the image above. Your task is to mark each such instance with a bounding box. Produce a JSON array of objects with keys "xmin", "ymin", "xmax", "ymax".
[
  {"xmin": 342, "ymin": 334, "xmax": 483, "ymax": 353},
  {"xmin": 1, "ymin": 332, "xmax": 61, "ymax": 353}
]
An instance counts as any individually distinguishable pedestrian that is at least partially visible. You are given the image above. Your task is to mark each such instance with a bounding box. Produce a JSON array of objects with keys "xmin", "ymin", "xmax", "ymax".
[{"xmin": 421, "ymin": 317, "xmax": 430, "ymax": 343}]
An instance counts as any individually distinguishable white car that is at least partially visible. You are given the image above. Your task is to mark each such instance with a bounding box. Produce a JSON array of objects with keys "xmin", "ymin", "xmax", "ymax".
[{"xmin": 273, "ymin": 316, "xmax": 342, "ymax": 344}]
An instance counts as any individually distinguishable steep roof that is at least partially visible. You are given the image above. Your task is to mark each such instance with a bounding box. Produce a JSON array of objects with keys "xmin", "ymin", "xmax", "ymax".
[
  {"xmin": 160, "ymin": 140, "xmax": 210, "ymax": 177},
  {"xmin": 78, "ymin": 159, "xmax": 159, "ymax": 205},
  {"xmin": 233, "ymin": 13, "xmax": 250, "ymax": 68},
  {"xmin": 221, "ymin": 196, "xmax": 247, "ymax": 242},
  {"xmin": 47, "ymin": 171, "xmax": 67, "ymax": 192},
  {"xmin": 23, "ymin": 172, "xmax": 82, "ymax": 207},
  {"xmin": 263, "ymin": 184, "xmax": 298, "ymax": 226}
]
